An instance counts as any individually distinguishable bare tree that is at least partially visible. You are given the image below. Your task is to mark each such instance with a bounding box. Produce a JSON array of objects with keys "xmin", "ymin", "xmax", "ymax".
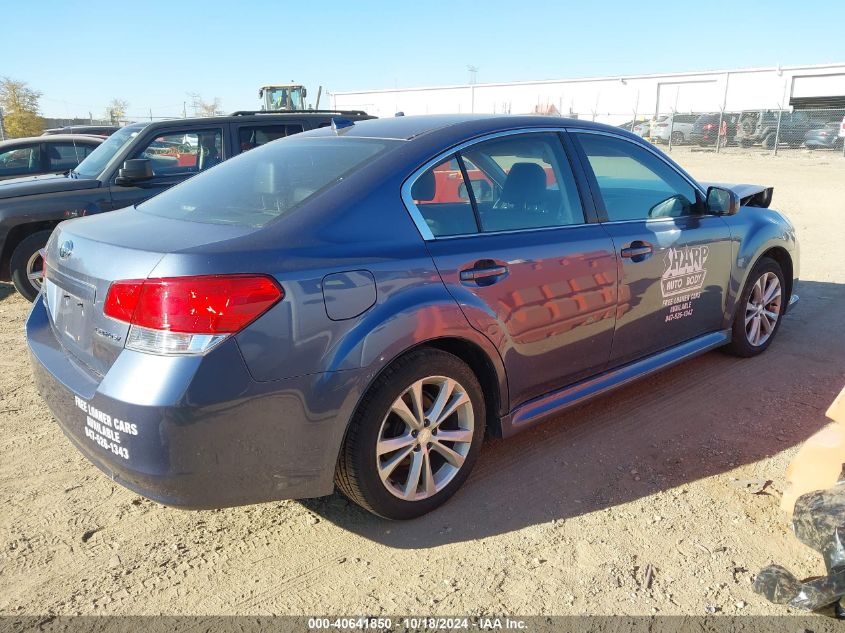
[
  {"xmin": 105, "ymin": 98, "xmax": 129, "ymax": 123},
  {"xmin": 0, "ymin": 77, "xmax": 43, "ymax": 138},
  {"xmin": 187, "ymin": 92, "xmax": 223, "ymax": 117}
]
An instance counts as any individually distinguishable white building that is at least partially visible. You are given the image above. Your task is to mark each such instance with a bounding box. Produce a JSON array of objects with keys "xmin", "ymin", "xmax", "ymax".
[{"xmin": 331, "ymin": 63, "xmax": 845, "ymax": 124}]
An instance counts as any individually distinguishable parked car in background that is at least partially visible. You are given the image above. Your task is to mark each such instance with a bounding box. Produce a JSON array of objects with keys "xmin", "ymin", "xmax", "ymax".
[
  {"xmin": 0, "ymin": 135, "xmax": 102, "ymax": 182},
  {"xmin": 42, "ymin": 125, "xmax": 121, "ymax": 137},
  {"xmin": 652, "ymin": 113, "xmax": 699, "ymax": 144},
  {"xmin": 803, "ymin": 122, "xmax": 844, "ymax": 150},
  {"xmin": 27, "ymin": 114, "xmax": 799, "ymax": 519},
  {"xmin": 0, "ymin": 109, "xmax": 373, "ymax": 301},
  {"xmin": 736, "ymin": 110, "xmax": 811, "ymax": 149},
  {"xmin": 690, "ymin": 113, "xmax": 740, "ymax": 146},
  {"xmin": 632, "ymin": 120, "xmax": 652, "ymax": 138}
]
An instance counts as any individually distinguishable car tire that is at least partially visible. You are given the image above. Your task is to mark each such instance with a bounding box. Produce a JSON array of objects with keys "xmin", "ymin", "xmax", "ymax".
[
  {"xmin": 10, "ymin": 229, "xmax": 53, "ymax": 302},
  {"xmin": 671, "ymin": 131, "xmax": 684, "ymax": 145},
  {"xmin": 335, "ymin": 348, "xmax": 485, "ymax": 519},
  {"xmin": 725, "ymin": 257, "xmax": 786, "ymax": 358}
]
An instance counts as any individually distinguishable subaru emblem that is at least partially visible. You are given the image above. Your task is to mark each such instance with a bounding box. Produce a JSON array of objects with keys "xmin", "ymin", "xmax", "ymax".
[{"xmin": 59, "ymin": 240, "xmax": 74, "ymax": 260}]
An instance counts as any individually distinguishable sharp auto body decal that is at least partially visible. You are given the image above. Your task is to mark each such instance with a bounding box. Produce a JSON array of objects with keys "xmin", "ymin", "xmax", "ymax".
[
  {"xmin": 661, "ymin": 245, "xmax": 708, "ymax": 322},
  {"xmin": 661, "ymin": 245, "xmax": 709, "ymax": 297}
]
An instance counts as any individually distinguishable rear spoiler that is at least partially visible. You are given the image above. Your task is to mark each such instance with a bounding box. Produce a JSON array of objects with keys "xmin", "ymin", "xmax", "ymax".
[{"xmin": 701, "ymin": 182, "xmax": 774, "ymax": 208}]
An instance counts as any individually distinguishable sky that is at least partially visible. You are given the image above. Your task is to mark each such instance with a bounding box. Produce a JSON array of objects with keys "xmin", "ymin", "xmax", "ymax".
[{"xmin": 3, "ymin": 0, "xmax": 844, "ymax": 119}]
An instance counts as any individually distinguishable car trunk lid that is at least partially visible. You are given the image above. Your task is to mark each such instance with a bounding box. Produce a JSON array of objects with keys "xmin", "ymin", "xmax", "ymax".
[{"xmin": 43, "ymin": 208, "xmax": 258, "ymax": 377}]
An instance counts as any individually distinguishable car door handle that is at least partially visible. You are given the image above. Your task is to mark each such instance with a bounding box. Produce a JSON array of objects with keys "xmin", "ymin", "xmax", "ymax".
[
  {"xmin": 621, "ymin": 242, "xmax": 653, "ymax": 259},
  {"xmin": 460, "ymin": 264, "xmax": 508, "ymax": 282}
]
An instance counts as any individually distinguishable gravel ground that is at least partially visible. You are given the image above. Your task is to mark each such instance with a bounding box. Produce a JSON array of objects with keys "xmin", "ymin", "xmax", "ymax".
[{"xmin": 0, "ymin": 148, "xmax": 843, "ymax": 618}]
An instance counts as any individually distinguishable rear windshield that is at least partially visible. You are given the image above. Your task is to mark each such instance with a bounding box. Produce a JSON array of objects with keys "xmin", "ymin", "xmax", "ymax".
[{"xmin": 138, "ymin": 137, "xmax": 399, "ymax": 227}]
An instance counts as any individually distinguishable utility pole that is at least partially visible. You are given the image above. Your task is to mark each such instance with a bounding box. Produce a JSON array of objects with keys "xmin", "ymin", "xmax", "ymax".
[
  {"xmin": 467, "ymin": 65, "xmax": 478, "ymax": 114},
  {"xmin": 183, "ymin": 101, "xmax": 187, "ymax": 118}
]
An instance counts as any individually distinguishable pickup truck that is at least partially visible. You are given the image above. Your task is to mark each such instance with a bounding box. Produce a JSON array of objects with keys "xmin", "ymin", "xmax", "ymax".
[{"xmin": 0, "ymin": 110, "xmax": 372, "ymax": 300}]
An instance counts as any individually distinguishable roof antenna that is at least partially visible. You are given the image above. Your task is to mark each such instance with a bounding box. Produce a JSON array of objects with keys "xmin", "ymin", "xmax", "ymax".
[{"xmin": 331, "ymin": 117, "xmax": 355, "ymax": 134}]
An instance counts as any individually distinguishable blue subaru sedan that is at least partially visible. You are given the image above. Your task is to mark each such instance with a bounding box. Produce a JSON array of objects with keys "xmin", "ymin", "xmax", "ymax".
[{"xmin": 27, "ymin": 115, "xmax": 799, "ymax": 519}]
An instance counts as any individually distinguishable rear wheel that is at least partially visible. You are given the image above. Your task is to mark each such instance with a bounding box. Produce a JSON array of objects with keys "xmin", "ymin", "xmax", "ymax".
[
  {"xmin": 725, "ymin": 257, "xmax": 785, "ymax": 357},
  {"xmin": 10, "ymin": 230, "xmax": 52, "ymax": 302},
  {"xmin": 671, "ymin": 131, "xmax": 684, "ymax": 145},
  {"xmin": 335, "ymin": 348, "xmax": 485, "ymax": 519}
]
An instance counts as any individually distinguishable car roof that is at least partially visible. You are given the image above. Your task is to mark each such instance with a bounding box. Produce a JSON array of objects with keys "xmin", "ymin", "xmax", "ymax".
[
  {"xmin": 301, "ymin": 113, "xmax": 625, "ymax": 141},
  {"xmin": 107, "ymin": 111, "xmax": 373, "ymax": 135},
  {"xmin": 0, "ymin": 134, "xmax": 104, "ymax": 148}
]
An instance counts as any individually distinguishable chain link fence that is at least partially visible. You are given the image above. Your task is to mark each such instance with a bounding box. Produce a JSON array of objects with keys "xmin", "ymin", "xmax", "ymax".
[
  {"xmin": 611, "ymin": 108, "xmax": 845, "ymax": 157},
  {"xmin": 333, "ymin": 67, "xmax": 845, "ymax": 159}
]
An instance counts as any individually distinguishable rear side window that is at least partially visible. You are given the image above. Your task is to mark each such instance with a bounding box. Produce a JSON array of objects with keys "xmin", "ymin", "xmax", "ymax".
[
  {"xmin": 576, "ymin": 133, "xmax": 698, "ymax": 221},
  {"xmin": 408, "ymin": 132, "xmax": 584, "ymax": 237},
  {"xmin": 48, "ymin": 143, "xmax": 96, "ymax": 170},
  {"xmin": 238, "ymin": 124, "xmax": 305, "ymax": 153},
  {"xmin": 138, "ymin": 137, "xmax": 399, "ymax": 227},
  {"xmin": 0, "ymin": 144, "xmax": 40, "ymax": 175},
  {"xmin": 410, "ymin": 156, "xmax": 479, "ymax": 237}
]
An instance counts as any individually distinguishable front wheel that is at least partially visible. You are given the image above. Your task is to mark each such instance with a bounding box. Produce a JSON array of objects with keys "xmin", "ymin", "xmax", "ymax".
[
  {"xmin": 725, "ymin": 257, "xmax": 786, "ymax": 357},
  {"xmin": 10, "ymin": 229, "xmax": 53, "ymax": 302},
  {"xmin": 335, "ymin": 348, "xmax": 485, "ymax": 519}
]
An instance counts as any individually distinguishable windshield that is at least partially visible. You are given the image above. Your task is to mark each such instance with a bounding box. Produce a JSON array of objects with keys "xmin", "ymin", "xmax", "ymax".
[
  {"xmin": 73, "ymin": 124, "xmax": 145, "ymax": 178},
  {"xmin": 138, "ymin": 137, "xmax": 400, "ymax": 227},
  {"xmin": 268, "ymin": 87, "xmax": 304, "ymax": 110}
]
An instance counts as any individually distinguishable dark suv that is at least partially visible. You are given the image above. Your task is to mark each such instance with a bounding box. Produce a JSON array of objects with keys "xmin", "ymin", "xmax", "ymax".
[
  {"xmin": 690, "ymin": 113, "xmax": 740, "ymax": 146},
  {"xmin": 0, "ymin": 110, "xmax": 372, "ymax": 300},
  {"xmin": 736, "ymin": 110, "xmax": 811, "ymax": 149}
]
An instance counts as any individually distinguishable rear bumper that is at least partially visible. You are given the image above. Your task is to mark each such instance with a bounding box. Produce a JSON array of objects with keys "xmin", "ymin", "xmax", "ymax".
[
  {"xmin": 26, "ymin": 296, "xmax": 361, "ymax": 508},
  {"xmin": 804, "ymin": 139, "xmax": 838, "ymax": 148},
  {"xmin": 690, "ymin": 132, "xmax": 714, "ymax": 144}
]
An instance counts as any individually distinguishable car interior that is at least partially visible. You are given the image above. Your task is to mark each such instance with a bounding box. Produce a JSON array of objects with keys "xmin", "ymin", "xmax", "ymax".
[{"xmin": 412, "ymin": 137, "xmax": 585, "ymax": 237}]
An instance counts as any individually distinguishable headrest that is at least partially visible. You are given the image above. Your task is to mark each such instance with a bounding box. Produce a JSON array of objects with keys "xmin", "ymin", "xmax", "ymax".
[{"xmin": 499, "ymin": 162, "xmax": 547, "ymax": 205}]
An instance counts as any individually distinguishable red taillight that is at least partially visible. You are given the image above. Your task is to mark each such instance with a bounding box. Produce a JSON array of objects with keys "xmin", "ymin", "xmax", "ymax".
[
  {"xmin": 104, "ymin": 280, "xmax": 144, "ymax": 322},
  {"xmin": 104, "ymin": 275, "xmax": 283, "ymax": 334},
  {"xmin": 703, "ymin": 123, "xmax": 715, "ymax": 130}
]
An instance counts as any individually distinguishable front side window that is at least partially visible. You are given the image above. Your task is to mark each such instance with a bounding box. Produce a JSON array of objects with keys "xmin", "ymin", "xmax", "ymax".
[
  {"xmin": 409, "ymin": 132, "xmax": 584, "ymax": 237},
  {"xmin": 132, "ymin": 129, "xmax": 224, "ymax": 176},
  {"xmin": 0, "ymin": 144, "xmax": 40, "ymax": 175},
  {"xmin": 575, "ymin": 133, "xmax": 699, "ymax": 221},
  {"xmin": 138, "ymin": 137, "xmax": 399, "ymax": 227}
]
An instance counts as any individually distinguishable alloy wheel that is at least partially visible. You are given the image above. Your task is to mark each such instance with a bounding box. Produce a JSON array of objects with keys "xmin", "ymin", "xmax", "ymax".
[
  {"xmin": 26, "ymin": 249, "xmax": 44, "ymax": 294},
  {"xmin": 376, "ymin": 376, "xmax": 474, "ymax": 501},
  {"xmin": 745, "ymin": 271, "xmax": 781, "ymax": 346}
]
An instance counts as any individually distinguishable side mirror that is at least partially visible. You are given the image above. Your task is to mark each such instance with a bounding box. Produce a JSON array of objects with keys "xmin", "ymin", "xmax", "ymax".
[
  {"xmin": 115, "ymin": 159, "xmax": 153, "ymax": 186},
  {"xmin": 706, "ymin": 186, "xmax": 740, "ymax": 216}
]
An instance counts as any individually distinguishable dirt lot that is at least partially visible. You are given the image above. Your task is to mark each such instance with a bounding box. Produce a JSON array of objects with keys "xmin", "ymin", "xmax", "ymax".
[{"xmin": 1, "ymin": 148, "xmax": 844, "ymax": 618}]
